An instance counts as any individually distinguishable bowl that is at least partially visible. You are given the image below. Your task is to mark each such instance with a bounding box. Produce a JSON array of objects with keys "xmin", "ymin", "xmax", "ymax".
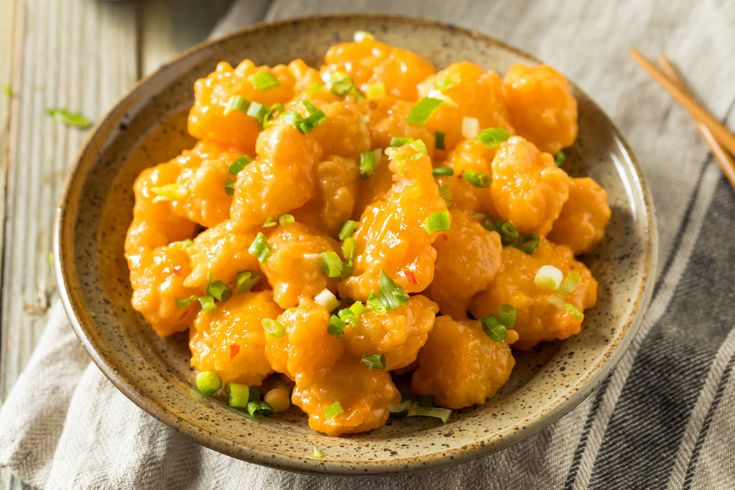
[{"xmin": 54, "ymin": 14, "xmax": 657, "ymax": 475}]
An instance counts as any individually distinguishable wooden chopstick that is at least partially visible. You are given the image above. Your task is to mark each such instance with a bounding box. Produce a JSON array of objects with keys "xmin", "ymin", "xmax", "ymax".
[
  {"xmin": 655, "ymin": 55, "xmax": 735, "ymax": 190},
  {"xmin": 628, "ymin": 48, "xmax": 735, "ymax": 157}
]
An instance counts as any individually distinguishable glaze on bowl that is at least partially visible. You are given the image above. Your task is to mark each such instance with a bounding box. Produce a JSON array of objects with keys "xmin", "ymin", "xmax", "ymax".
[{"xmin": 54, "ymin": 14, "xmax": 657, "ymax": 475}]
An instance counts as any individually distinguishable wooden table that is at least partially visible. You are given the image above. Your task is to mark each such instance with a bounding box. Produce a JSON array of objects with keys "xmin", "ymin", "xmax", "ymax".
[{"xmin": 0, "ymin": 1, "xmax": 247, "ymax": 487}]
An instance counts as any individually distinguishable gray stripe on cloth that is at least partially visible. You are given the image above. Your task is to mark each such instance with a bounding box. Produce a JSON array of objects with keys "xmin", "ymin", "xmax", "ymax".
[{"xmin": 587, "ymin": 177, "xmax": 735, "ymax": 489}]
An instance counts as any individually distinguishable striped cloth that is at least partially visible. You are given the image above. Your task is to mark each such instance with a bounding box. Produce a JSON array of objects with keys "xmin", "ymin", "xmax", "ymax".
[{"xmin": 1, "ymin": 1, "xmax": 734, "ymax": 488}]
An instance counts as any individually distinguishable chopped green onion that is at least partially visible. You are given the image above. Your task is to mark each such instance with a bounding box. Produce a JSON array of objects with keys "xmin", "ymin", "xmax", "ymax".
[
  {"xmin": 248, "ymin": 232, "xmax": 271, "ymax": 263},
  {"xmin": 563, "ymin": 303, "xmax": 585, "ymax": 320},
  {"xmin": 224, "ymin": 179, "xmax": 235, "ymax": 196},
  {"xmin": 320, "ymin": 251, "xmax": 343, "ymax": 278},
  {"xmin": 338, "ymin": 220, "xmax": 359, "ymax": 240},
  {"xmin": 312, "ymin": 447, "xmax": 324, "ymax": 459},
  {"xmin": 365, "ymin": 82, "xmax": 385, "ymax": 99},
  {"xmin": 262, "ymin": 318, "xmax": 286, "ymax": 337},
  {"xmin": 555, "ymin": 151, "xmax": 566, "ymax": 167},
  {"xmin": 353, "ymin": 30, "xmax": 374, "ymax": 42},
  {"xmin": 476, "ymin": 128, "xmax": 510, "ymax": 148},
  {"xmin": 207, "ymin": 280, "xmax": 232, "ymax": 302},
  {"xmin": 389, "ymin": 136, "xmax": 413, "ymax": 147},
  {"xmin": 226, "ymin": 383, "xmax": 250, "ymax": 408},
  {"xmin": 263, "ymin": 102, "xmax": 284, "ymax": 127},
  {"xmin": 359, "ymin": 150, "xmax": 378, "ymax": 179},
  {"xmin": 283, "ymin": 101, "xmax": 327, "ymax": 134},
  {"xmin": 461, "ymin": 116, "xmax": 479, "ymax": 138},
  {"xmin": 229, "ymin": 155, "xmax": 251, "ymax": 175},
  {"xmin": 423, "ymin": 210, "xmax": 451, "ymax": 234},
  {"xmin": 327, "ymin": 314, "xmax": 346, "ymax": 337},
  {"xmin": 436, "ymin": 76, "xmax": 456, "ymax": 92},
  {"xmin": 249, "ymin": 71, "xmax": 280, "ymax": 91},
  {"xmin": 462, "ymin": 171, "xmax": 490, "ymax": 188},
  {"xmin": 223, "ymin": 95, "xmax": 249, "ymax": 116},
  {"xmin": 246, "ymin": 101, "xmax": 269, "ymax": 126},
  {"xmin": 151, "ymin": 183, "xmax": 187, "ymax": 201},
  {"xmin": 234, "ymin": 270, "xmax": 260, "ymax": 293},
  {"xmin": 535, "ymin": 265, "xmax": 563, "ymax": 290},
  {"xmin": 340, "ymin": 260, "xmax": 354, "ymax": 279},
  {"xmin": 498, "ymin": 304, "xmax": 517, "ymax": 328},
  {"xmin": 262, "ymin": 216, "xmax": 278, "ymax": 228},
  {"xmin": 434, "ymin": 130, "xmax": 446, "ymax": 150},
  {"xmin": 407, "ymin": 403, "xmax": 451, "ymax": 423},
  {"xmin": 177, "ymin": 295, "xmax": 198, "ymax": 308},
  {"xmin": 342, "ymin": 237, "xmax": 357, "ymax": 261},
  {"xmin": 198, "ymin": 294, "xmax": 216, "ymax": 312},
  {"xmin": 360, "ymin": 353, "xmax": 385, "ymax": 369},
  {"xmin": 558, "ymin": 270, "xmax": 581, "ymax": 297},
  {"xmin": 480, "ymin": 216, "xmax": 497, "ymax": 233},
  {"xmin": 307, "ymin": 83, "xmax": 326, "ymax": 93},
  {"xmin": 366, "ymin": 291, "xmax": 387, "ymax": 315},
  {"xmin": 195, "ymin": 371, "xmax": 222, "ymax": 395},
  {"xmin": 330, "ymin": 76, "xmax": 355, "ymax": 96},
  {"xmin": 325, "ymin": 401, "xmax": 344, "ymax": 419},
  {"xmin": 498, "ymin": 220, "xmax": 519, "ymax": 246},
  {"xmin": 247, "ymin": 401, "xmax": 274, "ymax": 417},
  {"xmin": 481, "ymin": 315, "xmax": 507, "ymax": 342},
  {"xmin": 406, "ymin": 97, "xmax": 443, "ymax": 125},
  {"xmin": 389, "ymin": 399, "xmax": 413, "ymax": 414},
  {"xmin": 314, "ymin": 288, "xmax": 339, "ymax": 312},
  {"xmin": 438, "ymin": 183, "xmax": 453, "ymax": 206},
  {"xmin": 408, "ymin": 139, "xmax": 428, "ymax": 156},
  {"xmin": 378, "ymin": 271, "xmax": 409, "ymax": 310},
  {"xmin": 278, "ymin": 213, "xmax": 295, "ymax": 225},
  {"xmin": 519, "ymin": 233, "xmax": 540, "ymax": 254},
  {"xmin": 46, "ymin": 108, "xmax": 92, "ymax": 128},
  {"xmin": 337, "ymin": 301, "xmax": 367, "ymax": 325}
]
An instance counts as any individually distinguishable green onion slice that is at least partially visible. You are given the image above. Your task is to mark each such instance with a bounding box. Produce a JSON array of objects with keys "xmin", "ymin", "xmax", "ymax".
[
  {"xmin": 423, "ymin": 210, "xmax": 451, "ymax": 234},
  {"xmin": 476, "ymin": 128, "xmax": 510, "ymax": 148},
  {"xmin": 366, "ymin": 291, "xmax": 387, "ymax": 315},
  {"xmin": 405, "ymin": 97, "xmax": 443, "ymax": 125},
  {"xmin": 389, "ymin": 136, "xmax": 413, "ymax": 147},
  {"xmin": 438, "ymin": 183, "xmax": 453, "ymax": 206},
  {"xmin": 337, "ymin": 301, "xmax": 367, "ymax": 325},
  {"xmin": 229, "ymin": 155, "xmax": 252, "ymax": 175},
  {"xmin": 389, "ymin": 399, "xmax": 413, "ymax": 414},
  {"xmin": 207, "ymin": 280, "xmax": 232, "ymax": 302},
  {"xmin": 278, "ymin": 213, "xmax": 295, "ymax": 225},
  {"xmin": 360, "ymin": 353, "xmax": 386, "ymax": 369},
  {"xmin": 247, "ymin": 401, "xmax": 274, "ymax": 417},
  {"xmin": 46, "ymin": 108, "xmax": 92, "ymax": 128},
  {"xmin": 246, "ymin": 101, "xmax": 269, "ymax": 126},
  {"xmin": 481, "ymin": 315, "xmax": 507, "ymax": 342},
  {"xmin": 248, "ymin": 232, "xmax": 271, "ymax": 263},
  {"xmin": 262, "ymin": 318, "xmax": 286, "ymax": 337},
  {"xmin": 558, "ymin": 270, "xmax": 581, "ymax": 297},
  {"xmin": 436, "ymin": 76, "xmax": 456, "ymax": 92},
  {"xmin": 378, "ymin": 271, "xmax": 409, "ymax": 310},
  {"xmin": 498, "ymin": 220, "xmax": 520, "ymax": 246},
  {"xmin": 320, "ymin": 251, "xmax": 343, "ymax": 278},
  {"xmin": 563, "ymin": 303, "xmax": 585, "ymax": 320},
  {"xmin": 195, "ymin": 371, "xmax": 222, "ymax": 396},
  {"xmin": 234, "ymin": 270, "xmax": 260, "ymax": 293},
  {"xmin": 198, "ymin": 294, "xmax": 216, "ymax": 312},
  {"xmin": 330, "ymin": 76, "xmax": 355, "ymax": 96},
  {"xmin": 432, "ymin": 167, "xmax": 453, "ymax": 176},
  {"xmin": 462, "ymin": 171, "xmax": 490, "ymax": 188},
  {"xmin": 223, "ymin": 95, "xmax": 250, "ymax": 116},
  {"xmin": 497, "ymin": 304, "xmax": 517, "ymax": 328},
  {"xmin": 338, "ymin": 220, "xmax": 359, "ymax": 240},
  {"xmin": 555, "ymin": 151, "xmax": 566, "ymax": 167},
  {"xmin": 434, "ymin": 131, "xmax": 446, "ymax": 150},
  {"xmin": 519, "ymin": 233, "xmax": 540, "ymax": 254},
  {"xmin": 359, "ymin": 150, "xmax": 378, "ymax": 179},
  {"xmin": 327, "ymin": 314, "xmax": 346, "ymax": 337},
  {"xmin": 314, "ymin": 288, "xmax": 339, "ymax": 312},
  {"xmin": 342, "ymin": 237, "xmax": 357, "ymax": 261},
  {"xmin": 534, "ymin": 265, "xmax": 563, "ymax": 290},
  {"xmin": 177, "ymin": 295, "xmax": 198, "ymax": 308},
  {"xmin": 407, "ymin": 403, "xmax": 451, "ymax": 423},
  {"xmin": 249, "ymin": 71, "xmax": 280, "ymax": 91},
  {"xmin": 226, "ymin": 383, "xmax": 250, "ymax": 408},
  {"xmin": 325, "ymin": 401, "xmax": 344, "ymax": 419},
  {"xmin": 224, "ymin": 179, "xmax": 235, "ymax": 196}
]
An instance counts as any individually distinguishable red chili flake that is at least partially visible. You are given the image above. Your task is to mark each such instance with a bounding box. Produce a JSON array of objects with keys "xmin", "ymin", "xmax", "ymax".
[
  {"xmin": 230, "ymin": 344, "xmax": 240, "ymax": 359},
  {"xmin": 403, "ymin": 270, "xmax": 418, "ymax": 285}
]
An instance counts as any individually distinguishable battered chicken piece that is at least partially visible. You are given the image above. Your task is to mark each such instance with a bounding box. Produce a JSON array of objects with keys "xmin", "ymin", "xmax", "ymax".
[
  {"xmin": 548, "ymin": 177, "xmax": 611, "ymax": 254},
  {"xmin": 189, "ymin": 291, "xmax": 281, "ymax": 385},
  {"xmin": 503, "ymin": 63, "xmax": 578, "ymax": 154},
  {"xmin": 490, "ymin": 136, "xmax": 570, "ymax": 235},
  {"xmin": 411, "ymin": 316, "xmax": 515, "ymax": 409},
  {"xmin": 366, "ymin": 97, "xmax": 435, "ymax": 151}
]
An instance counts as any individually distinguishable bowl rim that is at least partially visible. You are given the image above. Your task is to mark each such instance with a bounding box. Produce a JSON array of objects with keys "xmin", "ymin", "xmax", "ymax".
[{"xmin": 54, "ymin": 12, "xmax": 658, "ymax": 475}]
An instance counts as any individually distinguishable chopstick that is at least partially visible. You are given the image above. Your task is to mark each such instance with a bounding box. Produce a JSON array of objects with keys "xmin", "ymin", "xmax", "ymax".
[
  {"xmin": 654, "ymin": 55, "xmax": 735, "ymax": 190},
  {"xmin": 628, "ymin": 48, "xmax": 735, "ymax": 157}
]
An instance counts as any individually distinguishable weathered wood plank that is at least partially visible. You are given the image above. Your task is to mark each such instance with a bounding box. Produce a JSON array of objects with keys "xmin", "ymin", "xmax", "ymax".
[{"xmin": 0, "ymin": 0, "xmax": 139, "ymax": 487}]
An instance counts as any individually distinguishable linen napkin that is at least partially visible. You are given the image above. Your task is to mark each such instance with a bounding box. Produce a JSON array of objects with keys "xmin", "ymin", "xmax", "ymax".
[{"xmin": 2, "ymin": 1, "xmax": 735, "ymax": 488}]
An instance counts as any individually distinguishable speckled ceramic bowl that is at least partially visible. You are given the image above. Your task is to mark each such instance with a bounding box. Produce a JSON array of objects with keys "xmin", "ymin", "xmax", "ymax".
[{"xmin": 54, "ymin": 14, "xmax": 657, "ymax": 475}]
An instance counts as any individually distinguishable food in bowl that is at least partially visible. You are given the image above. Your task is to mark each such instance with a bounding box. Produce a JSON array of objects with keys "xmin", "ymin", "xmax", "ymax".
[{"xmin": 124, "ymin": 31, "xmax": 611, "ymax": 437}]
